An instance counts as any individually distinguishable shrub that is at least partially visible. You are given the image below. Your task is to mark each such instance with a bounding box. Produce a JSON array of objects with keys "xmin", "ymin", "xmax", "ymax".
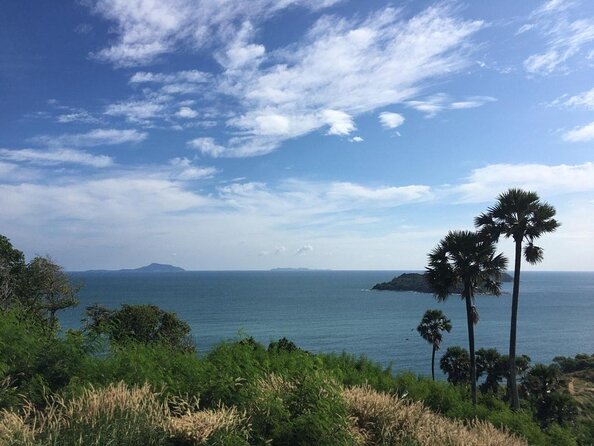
[
  {"xmin": 247, "ymin": 372, "xmax": 358, "ymax": 446},
  {"xmin": 84, "ymin": 304, "xmax": 194, "ymax": 352}
]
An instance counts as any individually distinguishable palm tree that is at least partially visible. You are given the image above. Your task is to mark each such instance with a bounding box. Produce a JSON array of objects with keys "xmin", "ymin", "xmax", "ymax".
[
  {"xmin": 417, "ymin": 309, "xmax": 452, "ymax": 381},
  {"xmin": 426, "ymin": 230, "xmax": 508, "ymax": 405},
  {"xmin": 475, "ymin": 188, "xmax": 560, "ymax": 410}
]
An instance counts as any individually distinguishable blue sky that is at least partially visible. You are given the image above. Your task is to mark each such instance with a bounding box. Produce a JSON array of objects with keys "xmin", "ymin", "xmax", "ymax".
[{"xmin": 1, "ymin": 0, "xmax": 593, "ymax": 270}]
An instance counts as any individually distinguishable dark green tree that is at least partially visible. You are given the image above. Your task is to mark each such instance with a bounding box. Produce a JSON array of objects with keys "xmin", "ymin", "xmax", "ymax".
[
  {"xmin": 440, "ymin": 346, "xmax": 470, "ymax": 386},
  {"xmin": 476, "ymin": 348, "xmax": 507, "ymax": 394},
  {"xmin": 521, "ymin": 364, "xmax": 577, "ymax": 427},
  {"xmin": 25, "ymin": 256, "xmax": 79, "ymax": 329},
  {"xmin": 427, "ymin": 230, "xmax": 508, "ymax": 405},
  {"xmin": 0, "ymin": 235, "xmax": 26, "ymax": 309},
  {"xmin": 268, "ymin": 337, "xmax": 299, "ymax": 353},
  {"xmin": 475, "ymin": 188, "xmax": 560, "ymax": 409},
  {"xmin": 84, "ymin": 304, "xmax": 194, "ymax": 352},
  {"xmin": 416, "ymin": 309, "xmax": 452, "ymax": 380}
]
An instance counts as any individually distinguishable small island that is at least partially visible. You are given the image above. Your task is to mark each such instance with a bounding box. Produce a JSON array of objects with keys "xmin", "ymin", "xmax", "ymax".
[
  {"xmin": 372, "ymin": 272, "xmax": 513, "ymax": 294},
  {"xmin": 85, "ymin": 263, "xmax": 185, "ymax": 273}
]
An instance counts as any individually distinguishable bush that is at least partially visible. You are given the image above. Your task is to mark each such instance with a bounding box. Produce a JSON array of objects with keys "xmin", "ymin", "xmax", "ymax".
[{"xmin": 84, "ymin": 304, "xmax": 195, "ymax": 352}]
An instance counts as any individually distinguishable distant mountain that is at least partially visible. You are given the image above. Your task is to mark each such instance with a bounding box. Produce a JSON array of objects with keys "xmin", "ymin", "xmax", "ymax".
[
  {"xmin": 85, "ymin": 263, "xmax": 185, "ymax": 273},
  {"xmin": 372, "ymin": 272, "xmax": 512, "ymax": 294}
]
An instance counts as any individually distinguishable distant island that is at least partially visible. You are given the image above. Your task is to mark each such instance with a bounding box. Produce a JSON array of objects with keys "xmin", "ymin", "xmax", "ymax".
[
  {"xmin": 85, "ymin": 263, "xmax": 185, "ymax": 273},
  {"xmin": 270, "ymin": 268, "xmax": 331, "ymax": 272},
  {"xmin": 372, "ymin": 272, "xmax": 513, "ymax": 294}
]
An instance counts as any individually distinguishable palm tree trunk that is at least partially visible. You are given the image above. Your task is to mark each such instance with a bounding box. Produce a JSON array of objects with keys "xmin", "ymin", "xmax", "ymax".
[
  {"xmin": 431, "ymin": 345, "xmax": 436, "ymax": 381},
  {"xmin": 464, "ymin": 287, "xmax": 477, "ymax": 405},
  {"xmin": 509, "ymin": 238, "xmax": 522, "ymax": 410}
]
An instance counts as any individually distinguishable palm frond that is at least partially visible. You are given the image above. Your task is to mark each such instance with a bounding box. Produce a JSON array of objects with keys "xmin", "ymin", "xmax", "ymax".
[{"xmin": 524, "ymin": 243, "xmax": 544, "ymax": 265}]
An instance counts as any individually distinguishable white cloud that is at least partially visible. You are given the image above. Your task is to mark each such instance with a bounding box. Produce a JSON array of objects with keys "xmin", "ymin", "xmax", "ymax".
[
  {"xmin": 57, "ymin": 111, "xmax": 99, "ymax": 124},
  {"xmin": 0, "ymin": 161, "xmax": 38, "ymax": 182},
  {"xmin": 523, "ymin": 2, "xmax": 594, "ymax": 75},
  {"xmin": 176, "ymin": 106, "xmax": 199, "ymax": 119},
  {"xmin": 0, "ymin": 148, "xmax": 113, "ymax": 168},
  {"xmin": 328, "ymin": 182, "xmax": 431, "ymax": 203},
  {"xmin": 216, "ymin": 22, "xmax": 266, "ymax": 70},
  {"xmin": 3, "ymin": 161, "xmax": 594, "ymax": 270},
  {"xmin": 187, "ymin": 137, "xmax": 227, "ymax": 157},
  {"xmin": 323, "ymin": 110, "xmax": 355, "ymax": 136},
  {"xmin": 378, "ymin": 112, "xmax": 405, "ymax": 129},
  {"xmin": 105, "ymin": 99, "xmax": 166, "ymax": 123},
  {"xmin": 31, "ymin": 129, "xmax": 147, "ymax": 147},
  {"xmin": 551, "ymin": 87, "xmax": 594, "ymax": 109},
  {"xmin": 84, "ymin": 4, "xmax": 482, "ymax": 157},
  {"xmin": 130, "ymin": 70, "xmax": 210, "ymax": 84},
  {"xmin": 453, "ymin": 162, "xmax": 594, "ymax": 202},
  {"xmin": 296, "ymin": 245, "xmax": 313, "ymax": 255},
  {"xmin": 218, "ymin": 179, "xmax": 433, "ymax": 218},
  {"xmin": 563, "ymin": 121, "xmax": 594, "ymax": 142},
  {"xmin": 0, "ymin": 177, "xmax": 211, "ymax": 225},
  {"xmin": 88, "ymin": 0, "xmax": 342, "ymax": 67},
  {"xmin": 406, "ymin": 94, "xmax": 496, "ymax": 117},
  {"xmin": 168, "ymin": 157, "xmax": 218, "ymax": 180},
  {"xmin": 350, "ymin": 136, "xmax": 363, "ymax": 143},
  {"xmin": 516, "ymin": 24, "xmax": 536, "ymax": 35},
  {"xmin": 200, "ymin": 5, "xmax": 482, "ymax": 156},
  {"xmin": 531, "ymin": 0, "xmax": 576, "ymax": 17}
]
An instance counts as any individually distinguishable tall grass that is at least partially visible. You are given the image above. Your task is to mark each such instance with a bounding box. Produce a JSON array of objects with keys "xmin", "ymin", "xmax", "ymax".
[
  {"xmin": 0, "ymin": 382, "xmax": 248, "ymax": 446},
  {"xmin": 344, "ymin": 385, "xmax": 527, "ymax": 446},
  {"xmin": 1, "ymin": 380, "xmax": 529, "ymax": 446}
]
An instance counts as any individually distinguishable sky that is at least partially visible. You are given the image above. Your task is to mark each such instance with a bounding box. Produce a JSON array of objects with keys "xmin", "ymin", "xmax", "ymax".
[{"xmin": 1, "ymin": 0, "xmax": 594, "ymax": 271}]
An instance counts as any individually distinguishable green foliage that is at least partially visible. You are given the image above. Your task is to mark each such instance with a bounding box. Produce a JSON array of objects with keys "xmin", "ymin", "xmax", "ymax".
[
  {"xmin": 553, "ymin": 353, "xmax": 594, "ymax": 373},
  {"xmin": 84, "ymin": 304, "xmax": 195, "ymax": 352},
  {"xmin": 24, "ymin": 256, "xmax": 80, "ymax": 329},
  {"xmin": 521, "ymin": 364, "xmax": 578, "ymax": 428},
  {"xmin": 476, "ymin": 348, "xmax": 508, "ymax": 394},
  {"xmin": 416, "ymin": 309, "xmax": 452, "ymax": 349},
  {"xmin": 440, "ymin": 346, "xmax": 470, "ymax": 385},
  {"xmin": 0, "ymin": 308, "xmax": 583, "ymax": 446},
  {"xmin": 0, "ymin": 308, "xmax": 88, "ymax": 408},
  {"xmin": 248, "ymin": 372, "xmax": 357, "ymax": 446},
  {"xmin": 0, "ymin": 236, "xmax": 78, "ymax": 330},
  {"xmin": 267, "ymin": 337, "xmax": 300, "ymax": 353},
  {"xmin": 0, "ymin": 235, "xmax": 26, "ymax": 310}
]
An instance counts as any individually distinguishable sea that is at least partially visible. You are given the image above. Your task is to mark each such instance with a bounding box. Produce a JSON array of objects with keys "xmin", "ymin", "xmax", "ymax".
[{"xmin": 62, "ymin": 271, "xmax": 594, "ymax": 376}]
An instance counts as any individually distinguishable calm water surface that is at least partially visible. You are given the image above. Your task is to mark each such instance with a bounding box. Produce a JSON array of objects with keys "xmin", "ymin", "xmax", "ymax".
[{"xmin": 62, "ymin": 271, "xmax": 594, "ymax": 375}]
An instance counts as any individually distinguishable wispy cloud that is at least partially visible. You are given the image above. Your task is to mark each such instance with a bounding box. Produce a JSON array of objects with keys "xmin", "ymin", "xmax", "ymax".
[
  {"xmin": 198, "ymin": 4, "xmax": 483, "ymax": 156},
  {"xmin": 452, "ymin": 162, "xmax": 594, "ymax": 202},
  {"xmin": 57, "ymin": 110, "xmax": 99, "ymax": 124},
  {"xmin": 0, "ymin": 148, "xmax": 113, "ymax": 168},
  {"xmin": 562, "ymin": 121, "xmax": 594, "ymax": 142},
  {"xmin": 88, "ymin": 0, "xmax": 342, "ymax": 67},
  {"xmin": 523, "ymin": 1, "xmax": 594, "ymax": 75},
  {"xmin": 168, "ymin": 157, "xmax": 218, "ymax": 180},
  {"xmin": 130, "ymin": 70, "xmax": 210, "ymax": 84},
  {"xmin": 104, "ymin": 99, "xmax": 167, "ymax": 123},
  {"xmin": 551, "ymin": 87, "xmax": 594, "ymax": 109},
  {"xmin": 188, "ymin": 137, "xmax": 227, "ymax": 157},
  {"xmin": 406, "ymin": 94, "xmax": 496, "ymax": 117},
  {"xmin": 31, "ymin": 129, "xmax": 147, "ymax": 147}
]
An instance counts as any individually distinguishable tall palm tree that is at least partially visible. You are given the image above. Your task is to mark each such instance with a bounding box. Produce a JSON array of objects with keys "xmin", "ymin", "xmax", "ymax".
[
  {"xmin": 426, "ymin": 230, "xmax": 508, "ymax": 405},
  {"xmin": 417, "ymin": 309, "xmax": 452, "ymax": 381},
  {"xmin": 475, "ymin": 188, "xmax": 560, "ymax": 410}
]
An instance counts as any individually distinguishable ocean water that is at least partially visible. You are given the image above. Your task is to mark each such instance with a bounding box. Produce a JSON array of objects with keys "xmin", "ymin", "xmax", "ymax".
[{"xmin": 62, "ymin": 271, "xmax": 594, "ymax": 375}]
